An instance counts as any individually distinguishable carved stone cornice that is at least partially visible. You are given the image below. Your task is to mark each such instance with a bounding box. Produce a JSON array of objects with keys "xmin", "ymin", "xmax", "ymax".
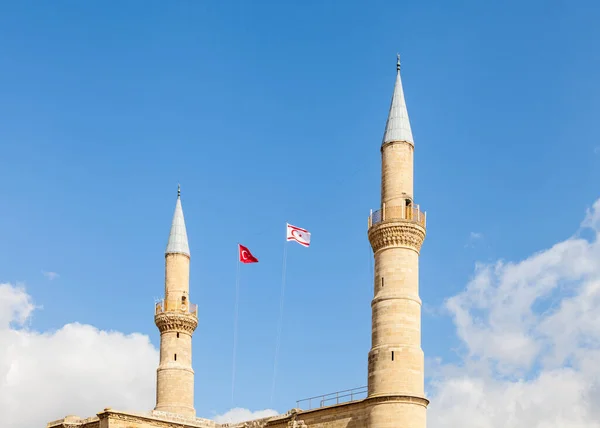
[
  {"xmin": 108, "ymin": 413, "xmax": 178, "ymax": 428},
  {"xmin": 368, "ymin": 221, "xmax": 426, "ymax": 253},
  {"xmin": 155, "ymin": 312, "xmax": 198, "ymax": 334},
  {"xmin": 287, "ymin": 420, "xmax": 307, "ymax": 428},
  {"xmin": 364, "ymin": 394, "xmax": 429, "ymax": 408},
  {"xmin": 237, "ymin": 419, "xmax": 271, "ymax": 428},
  {"xmin": 48, "ymin": 416, "xmax": 100, "ymax": 428}
]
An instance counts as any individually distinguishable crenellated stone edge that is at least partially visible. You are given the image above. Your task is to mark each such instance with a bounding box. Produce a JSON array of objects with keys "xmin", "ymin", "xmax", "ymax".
[
  {"xmin": 368, "ymin": 221, "xmax": 426, "ymax": 253},
  {"xmin": 155, "ymin": 312, "xmax": 198, "ymax": 334}
]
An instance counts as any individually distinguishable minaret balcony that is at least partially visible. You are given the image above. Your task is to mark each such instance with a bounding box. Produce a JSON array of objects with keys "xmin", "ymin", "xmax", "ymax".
[
  {"xmin": 368, "ymin": 204, "xmax": 426, "ymax": 229},
  {"xmin": 155, "ymin": 299, "xmax": 198, "ymax": 318}
]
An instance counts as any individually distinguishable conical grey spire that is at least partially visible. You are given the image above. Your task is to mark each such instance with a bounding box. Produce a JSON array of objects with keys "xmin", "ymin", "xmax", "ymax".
[
  {"xmin": 165, "ymin": 185, "xmax": 190, "ymax": 256},
  {"xmin": 382, "ymin": 54, "xmax": 413, "ymax": 145}
]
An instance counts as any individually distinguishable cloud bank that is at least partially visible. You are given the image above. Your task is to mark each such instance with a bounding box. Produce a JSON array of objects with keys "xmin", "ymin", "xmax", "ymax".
[
  {"xmin": 0, "ymin": 283, "xmax": 159, "ymax": 428},
  {"xmin": 0, "ymin": 283, "xmax": 276, "ymax": 428},
  {"xmin": 428, "ymin": 199, "xmax": 600, "ymax": 427}
]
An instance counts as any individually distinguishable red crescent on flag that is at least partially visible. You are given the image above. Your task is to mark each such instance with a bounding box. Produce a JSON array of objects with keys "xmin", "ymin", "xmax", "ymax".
[{"xmin": 286, "ymin": 223, "xmax": 311, "ymax": 247}]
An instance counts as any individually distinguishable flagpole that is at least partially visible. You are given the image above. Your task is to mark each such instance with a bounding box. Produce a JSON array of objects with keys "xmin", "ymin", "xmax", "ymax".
[
  {"xmin": 270, "ymin": 237, "xmax": 288, "ymax": 405},
  {"xmin": 231, "ymin": 244, "xmax": 241, "ymax": 406}
]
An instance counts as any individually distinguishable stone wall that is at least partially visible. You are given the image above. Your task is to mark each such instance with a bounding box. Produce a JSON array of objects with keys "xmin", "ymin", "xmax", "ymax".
[
  {"xmin": 47, "ymin": 402, "xmax": 369, "ymax": 428},
  {"xmin": 265, "ymin": 400, "xmax": 366, "ymax": 428},
  {"xmin": 48, "ymin": 409, "xmax": 216, "ymax": 428}
]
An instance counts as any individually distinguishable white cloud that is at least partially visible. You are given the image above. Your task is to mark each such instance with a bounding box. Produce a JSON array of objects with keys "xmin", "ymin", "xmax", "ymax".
[
  {"xmin": 582, "ymin": 199, "xmax": 600, "ymax": 232},
  {"xmin": 428, "ymin": 199, "xmax": 600, "ymax": 427},
  {"xmin": 0, "ymin": 283, "xmax": 158, "ymax": 428},
  {"xmin": 469, "ymin": 232, "xmax": 483, "ymax": 240},
  {"xmin": 214, "ymin": 407, "xmax": 278, "ymax": 424},
  {"xmin": 465, "ymin": 232, "xmax": 484, "ymax": 248},
  {"xmin": 42, "ymin": 271, "xmax": 60, "ymax": 280}
]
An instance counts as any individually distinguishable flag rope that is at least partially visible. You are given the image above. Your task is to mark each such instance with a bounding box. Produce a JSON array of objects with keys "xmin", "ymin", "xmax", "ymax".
[
  {"xmin": 231, "ymin": 247, "xmax": 241, "ymax": 406},
  {"xmin": 270, "ymin": 240, "xmax": 288, "ymax": 405}
]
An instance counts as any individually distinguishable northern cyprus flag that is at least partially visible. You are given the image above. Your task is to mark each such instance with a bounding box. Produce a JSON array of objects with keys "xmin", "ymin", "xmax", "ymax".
[{"xmin": 286, "ymin": 223, "xmax": 311, "ymax": 247}]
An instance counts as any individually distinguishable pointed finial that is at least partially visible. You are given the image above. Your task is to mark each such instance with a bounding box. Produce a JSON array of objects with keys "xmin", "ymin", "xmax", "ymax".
[
  {"xmin": 382, "ymin": 52, "xmax": 413, "ymax": 145},
  {"xmin": 166, "ymin": 182, "xmax": 190, "ymax": 256}
]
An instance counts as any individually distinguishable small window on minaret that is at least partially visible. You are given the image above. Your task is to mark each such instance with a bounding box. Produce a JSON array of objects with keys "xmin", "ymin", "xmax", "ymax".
[
  {"xmin": 381, "ymin": 277, "xmax": 384, "ymax": 288},
  {"xmin": 174, "ymin": 354, "xmax": 177, "ymax": 361},
  {"xmin": 177, "ymin": 332, "xmax": 180, "ymax": 338},
  {"xmin": 392, "ymin": 351, "xmax": 394, "ymax": 361}
]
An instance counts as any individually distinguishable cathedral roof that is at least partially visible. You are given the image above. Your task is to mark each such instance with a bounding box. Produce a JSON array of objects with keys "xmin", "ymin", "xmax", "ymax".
[
  {"xmin": 165, "ymin": 185, "xmax": 190, "ymax": 257},
  {"xmin": 382, "ymin": 55, "xmax": 414, "ymax": 145}
]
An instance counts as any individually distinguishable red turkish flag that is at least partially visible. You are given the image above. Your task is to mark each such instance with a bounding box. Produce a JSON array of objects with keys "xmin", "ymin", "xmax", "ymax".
[{"xmin": 238, "ymin": 244, "xmax": 259, "ymax": 264}]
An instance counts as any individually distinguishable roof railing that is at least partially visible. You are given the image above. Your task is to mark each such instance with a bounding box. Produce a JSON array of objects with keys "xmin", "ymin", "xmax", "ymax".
[
  {"xmin": 295, "ymin": 385, "xmax": 368, "ymax": 410},
  {"xmin": 155, "ymin": 299, "xmax": 198, "ymax": 318},
  {"xmin": 368, "ymin": 203, "xmax": 426, "ymax": 228}
]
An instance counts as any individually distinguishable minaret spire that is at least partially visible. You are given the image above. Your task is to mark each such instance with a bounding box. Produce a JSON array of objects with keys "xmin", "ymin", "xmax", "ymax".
[
  {"xmin": 165, "ymin": 185, "xmax": 190, "ymax": 257},
  {"xmin": 382, "ymin": 54, "xmax": 413, "ymax": 145},
  {"xmin": 155, "ymin": 184, "xmax": 197, "ymax": 418}
]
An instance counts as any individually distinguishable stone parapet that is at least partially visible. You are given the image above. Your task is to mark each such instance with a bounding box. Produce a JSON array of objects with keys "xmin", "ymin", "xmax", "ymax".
[
  {"xmin": 220, "ymin": 415, "xmax": 276, "ymax": 428},
  {"xmin": 98, "ymin": 409, "xmax": 215, "ymax": 428},
  {"xmin": 47, "ymin": 414, "xmax": 99, "ymax": 428}
]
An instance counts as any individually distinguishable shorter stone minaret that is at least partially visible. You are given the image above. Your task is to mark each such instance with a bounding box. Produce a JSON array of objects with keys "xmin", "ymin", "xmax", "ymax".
[{"xmin": 154, "ymin": 185, "xmax": 198, "ymax": 418}]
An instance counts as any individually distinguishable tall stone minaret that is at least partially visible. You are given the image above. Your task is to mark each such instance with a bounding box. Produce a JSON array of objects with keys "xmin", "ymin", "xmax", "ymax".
[
  {"xmin": 154, "ymin": 185, "xmax": 197, "ymax": 418},
  {"xmin": 366, "ymin": 56, "xmax": 428, "ymax": 427}
]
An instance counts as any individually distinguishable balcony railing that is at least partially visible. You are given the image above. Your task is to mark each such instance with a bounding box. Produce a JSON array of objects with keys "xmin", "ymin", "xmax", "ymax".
[
  {"xmin": 368, "ymin": 203, "xmax": 426, "ymax": 228},
  {"xmin": 155, "ymin": 299, "xmax": 198, "ymax": 317},
  {"xmin": 295, "ymin": 386, "xmax": 368, "ymax": 410}
]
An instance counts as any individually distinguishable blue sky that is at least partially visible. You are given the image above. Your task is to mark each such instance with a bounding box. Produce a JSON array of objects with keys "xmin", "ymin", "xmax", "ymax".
[{"xmin": 1, "ymin": 0, "xmax": 600, "ymax": 424}]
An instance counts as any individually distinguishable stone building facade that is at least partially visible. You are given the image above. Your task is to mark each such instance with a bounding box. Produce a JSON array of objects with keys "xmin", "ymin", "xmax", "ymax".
[{"xmin": 47, "ymin": 56, "xmax": 428, "ymax": 428}]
